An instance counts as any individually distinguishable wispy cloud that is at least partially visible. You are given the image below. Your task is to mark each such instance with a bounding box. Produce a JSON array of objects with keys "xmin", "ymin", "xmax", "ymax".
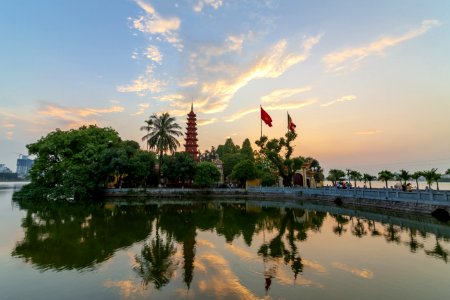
[
  {"xmin": 261, "ymin": 86, "xmax": 312, "ymax": 103},
  {"xmin": 145, "ymin": 45, "xmax": 163, "ymax": 63},
  {"xmin": 197, "ymin": 118, "xmax": 218, "ymax": 126},
  {"xmin": 194, "ymin": 0, "xmax": 224, "ymax": 12},
  {"xmin": 117, "ymin": 66, "xmax": 166, "ymax": 96},
  {"xmin": 133, "ymin": 0, "xmax": 182, "ymax": 50},
  {"xmin": 5, "ymin": 131, "xmax": 13, "ymax": 140},
  {"xmin": 355, "ymin": 129, "xmax": 383, "ymax": 135},
  {"xmin": 37, "ymin": 102, "xmax": 125, "ymax": 129},
  {"xmin": 199, "ymin": 35, "xmax": 321, "ymax": 114},
  {"xmin": 2, "ymin": 120, "xmax": 15, "ymax": 128},
  {"xmin": 131, "ymin": 103, "xmax": 150, "ymax": 116},
  {"xmin": 224, "ymin": 99, "xmax": 316, "ymax": 122},
  {"xmin": 323, "ymin": 20, "xmax": 440, "ymax": 73},
  {"xmin": 321, "ymin": 95, "xmax": 357, "ymax": 107}
]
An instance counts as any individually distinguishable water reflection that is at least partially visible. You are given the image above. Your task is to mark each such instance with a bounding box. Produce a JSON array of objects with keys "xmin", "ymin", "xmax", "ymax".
[
  {"xmin": 12, "ymin": 200, "xmax": 157, "ymax": 271},
  {"xmin": 11, "ymin": 198, "xmax": 450, "ymax": 295}
]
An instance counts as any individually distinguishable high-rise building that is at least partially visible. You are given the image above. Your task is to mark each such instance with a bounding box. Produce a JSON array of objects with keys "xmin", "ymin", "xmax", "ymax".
[
  {"xmin": 16, "ymin": 155, "xmax": 34, "ymax": 178},
  {"xmin": 184, "ymin": 103, "xmax": 199, "ymax": 161}
]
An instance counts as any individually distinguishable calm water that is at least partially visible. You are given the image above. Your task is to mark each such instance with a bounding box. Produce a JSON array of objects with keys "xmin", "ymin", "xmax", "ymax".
[{"xmin": 1, "ymin": 183, "xmax": 450, "ymax": 300}]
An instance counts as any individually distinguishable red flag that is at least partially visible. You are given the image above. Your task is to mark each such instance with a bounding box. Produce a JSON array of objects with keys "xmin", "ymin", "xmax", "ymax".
[
  {"xmin": 288, "ymin": 113, "xmax": 296, "ymax": 132},
  {"xmin": 260, "ymin": 106, "xmax": 272, "ymax": 127}
]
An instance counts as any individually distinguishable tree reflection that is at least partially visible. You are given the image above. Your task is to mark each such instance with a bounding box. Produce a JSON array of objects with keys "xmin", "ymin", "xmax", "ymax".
[
  {"xmin": 351, "ymin": 218, "xmax": 367, "ymax": 238},
  {"xmin": 12, "ymin": 200, "xmax": 155, "ymax": 271},
  {"xmin": 405, "ymin": 229, "xmax": 424, "ymax": 253},
  {"xmin": 134, "ymin": 217, "xmax": 178, "ymax": 289},
  {"xmin": 384, "ymin": 224, "xmax": 401, "ymax": 244},
  {"xmin": 425, "ymin": 237, "xmax": 449, "ymax": 263},
  {"xmin": 331, "ymin": 214, "xmax": 350, "ymax": 236}
]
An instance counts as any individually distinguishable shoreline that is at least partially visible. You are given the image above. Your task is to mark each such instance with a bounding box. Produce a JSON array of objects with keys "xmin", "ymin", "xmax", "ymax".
[{"xmin": 101, "ymin": 187, "xmax": 450, "ymax": 217}]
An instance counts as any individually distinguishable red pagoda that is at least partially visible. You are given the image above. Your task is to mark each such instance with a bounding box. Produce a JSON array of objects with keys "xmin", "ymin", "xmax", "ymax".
[{"xmin": 184, "ymin": 103, "xmax": 199, "ymax": 161}]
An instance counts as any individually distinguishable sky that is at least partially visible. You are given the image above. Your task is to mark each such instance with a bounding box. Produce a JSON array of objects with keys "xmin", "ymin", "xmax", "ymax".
[{"xmin": 1, "ymin": 0, "xmax": 449, "ymax": 175}]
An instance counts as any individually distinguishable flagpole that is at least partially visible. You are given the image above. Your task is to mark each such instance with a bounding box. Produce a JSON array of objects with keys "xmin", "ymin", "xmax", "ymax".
[{"xmin": 260, "ymin": 105, "xmax": 262, "ymax": 138}]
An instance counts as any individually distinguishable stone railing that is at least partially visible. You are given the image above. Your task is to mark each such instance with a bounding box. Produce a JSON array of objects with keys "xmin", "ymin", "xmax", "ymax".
[{"xmin": 246, "ymin": 186, "xmax": 450, "ymax": 204}]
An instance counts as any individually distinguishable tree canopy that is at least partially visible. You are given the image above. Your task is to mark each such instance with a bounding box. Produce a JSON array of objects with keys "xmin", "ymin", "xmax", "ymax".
[{"xmin": 18, "ymin": 125, "xmax": 157, "ymax": 201}]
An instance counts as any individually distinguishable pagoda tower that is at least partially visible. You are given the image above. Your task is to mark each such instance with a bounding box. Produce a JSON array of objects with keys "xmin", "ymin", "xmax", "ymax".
[{"xmin": 184, "ymin": 103, "xmax": 199, "ymax": 161}]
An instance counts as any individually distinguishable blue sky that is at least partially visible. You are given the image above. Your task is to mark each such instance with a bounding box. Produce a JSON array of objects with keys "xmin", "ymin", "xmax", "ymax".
[{"xmin": 1, "ymin": 0, "xmax": 449, "ymax": 175}]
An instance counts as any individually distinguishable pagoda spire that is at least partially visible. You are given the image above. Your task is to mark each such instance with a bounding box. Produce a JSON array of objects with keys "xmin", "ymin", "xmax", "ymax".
[{"xmin": 184, "ymin": 103, "xmax": 199, "ymax": 161}]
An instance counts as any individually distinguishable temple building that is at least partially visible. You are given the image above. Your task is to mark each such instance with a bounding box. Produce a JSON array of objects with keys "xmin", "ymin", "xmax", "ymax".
[{"xmin": 184, "ymin": 103, "xmax": 199, "ymax": 161}]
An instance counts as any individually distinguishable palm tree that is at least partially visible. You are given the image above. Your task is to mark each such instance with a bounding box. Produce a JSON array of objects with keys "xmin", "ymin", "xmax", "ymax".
[
  {"xmin": 422, "ymin": 168, "xmax": 441, "ymax": 190},
  {"xmin": 140, "ymin": 119, "xmax": 153, "ymax": 151},
  {"xmin": 398, "ymin": 169, "xmax": 411, "ymax": 191},
  {"xmin": 378, "ymin": 170, "xmax": 394, "ymax": 189},
  {"xmin": 349, "ymin": 170, "xmax": 362, "ymax": 188},
  {"xmin": 362, "ymin": 173, "xmax": 376, "ymax": 189},
  {"xmin": 141, "ymin": 113, "xmax": 183, "ymax": 180},
  {"xmin": 411, "ymin": 171, "xmax": 422, "ymax": 191}
]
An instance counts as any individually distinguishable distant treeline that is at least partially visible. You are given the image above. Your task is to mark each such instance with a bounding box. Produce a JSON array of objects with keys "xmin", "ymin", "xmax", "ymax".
[{"xmin": 0, "ymin": 173, "xmax": 28, "ymax": 181}]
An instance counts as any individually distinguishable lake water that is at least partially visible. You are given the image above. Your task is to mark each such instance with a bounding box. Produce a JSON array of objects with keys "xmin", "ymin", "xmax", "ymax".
[{"xmin": 1, "ymin": 183, "xmax": 450, "ymax": 299}]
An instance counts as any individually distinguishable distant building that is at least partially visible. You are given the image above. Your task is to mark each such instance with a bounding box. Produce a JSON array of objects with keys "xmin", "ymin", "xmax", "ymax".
[
  {"xmin": 16, "ymin": 155, "xmax": 34, "ymax": 178},
  {"xmin": 0, "ymin": 164, "xmax": 12, "ymax": 173}
]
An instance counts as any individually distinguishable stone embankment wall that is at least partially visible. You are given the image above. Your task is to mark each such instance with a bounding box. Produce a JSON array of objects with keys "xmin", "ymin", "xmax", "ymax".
[
  {"xmin": 246, "ymin": 187, "xmax": 450, "ymax": 214},
  {"xmin": 102, "ymin": 187, "xmax": 450, "ymax": 215}
]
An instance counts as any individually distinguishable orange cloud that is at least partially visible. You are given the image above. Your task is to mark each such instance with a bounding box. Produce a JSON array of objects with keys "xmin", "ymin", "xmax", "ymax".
[
  {"xmin": 321, "ymin": 95, "xmax": 357, "ymax": 107},
  {"xmin": 323, "ymin": 20, "xmax": 440, "ymax": 73}
]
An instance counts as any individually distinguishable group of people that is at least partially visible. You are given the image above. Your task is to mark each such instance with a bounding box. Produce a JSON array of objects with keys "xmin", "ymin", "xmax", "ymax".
[{"xmin": 335, "ymin": 181, "xmax": 352, "ymax": 189}]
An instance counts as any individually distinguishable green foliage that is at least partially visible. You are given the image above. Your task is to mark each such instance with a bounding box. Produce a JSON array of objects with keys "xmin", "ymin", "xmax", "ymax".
[
  {"xmin": 15, "ymin": 125, "xmax": 158, "ymax": 201},
  {"xmin": 240, "ymin": 138, "xmax": 254, "ymax": 161},
  {"xmin": 422, "ymin": 168, "xmax": 441, "ymax": 189},
  {"xmin": 199, "ymin": 146, "xmax": 218, "ymax": 162},
  {"xmin": 161, "ymin": 152, "xmax": 196, "ymax": 183},
  {"xmin": 255, "ymin": 132, "xmax": 304, "ymax": 186},
  {"xmin": 362, "ymin": 173, "xmax": 377, "ymax": 188},
  {"xmin": 446, "ymin": 169, "xmax": 450, "ymax": 175},
  {"xmin": 25, "ymin": 125, "xmax": 121, "ymax": 200},
  {"xmin": 378, "ymin": 170, "xmax": 394, "ymax": 188},
  {"xmin": 221, "ymin": 153, "xmax": 242, "ymax": 180},
  {"xmin": 141, "ymin": 113, "xmax": 183, "ymax": 180},
  {"xmin": 231, "ymin": 159, "xmax": 257, "ymax": 187},
  {"xmin": 327, "ymin": 169, "xmax": 346, "ymax": 185},
  {"xmin": 349, "ymin": 170, "xmax": 362, "ymax": 187},
  {"xmin": 398, "ymin": 169, "xmax": 411, "ymax": 186},
  {"xmin": 194, "ymin": 162, "xmax": 221, "ymax": 187},
  {"xmin": 216, "ymin": 138, "xmax": 240, "ymax": 159}
]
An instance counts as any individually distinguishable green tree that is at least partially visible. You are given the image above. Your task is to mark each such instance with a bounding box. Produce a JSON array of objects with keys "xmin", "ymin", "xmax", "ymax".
[
  {"xmin": 255, "ymin": 132, "xmax": 304, "ymax": 186},
  {"xmin": 161, "ymin": 152, "xmax": 196, "ymax": 184},
  {"xmin": 422, "ymin": 168, "xmax": 441, "ymax": 190},
  {"xmin": 411, "ymin": 171, "xmax": 422, "ymax": 190},
  {"xmin": 240, "ymin": 138, "xmax": 254, "ymax": 161},
  {"xmin": 231, "ymin": 159, "xmax": 257, "ymax": 188},
  {"xmin": 26, "ymin": 125, "xmax": 121, "ymax": 201},
  {"xmin": 216, "ymin": 138, "xmax": 239, "ymax": 159},
  {"xmin": 327, "ymin": 169, "xmax": 346, "ymax": 186},
  {"xmin": 141, "ymin": 113, "xmax": 183, "ymax": 181},
  {"xmin": 222, "ymin": 153, "xmax": 242, "ymax": 181},
  {"xmin": 398, "ymin": 169, "xmax": 411, "ymax": 190},
  {"xmin": 199, "ymin": 146, "xmax": 217, "ymax": 162},
  {"xmin": 349, "ymin": 170, "xmax": 362, "ymax": 188},
  {"xmin": 446, "ymin": 169, "xmax": 450, "ymax": 175},
  {"xmin": 378, "ymin": 170, "xmax": 394, "ymax": 189},
  {"xmin": 362, "ymin": 173, "xmax": 376, "ymax": 188},
  {"xmin": 194, "ymin": 162, "xmax": 221, "ymax": 187}
]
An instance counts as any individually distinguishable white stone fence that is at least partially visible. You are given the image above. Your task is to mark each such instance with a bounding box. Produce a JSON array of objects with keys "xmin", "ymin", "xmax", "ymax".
[{"xmin": 247, "ymin": 186, "xmax": 450, "ymax": 204}]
